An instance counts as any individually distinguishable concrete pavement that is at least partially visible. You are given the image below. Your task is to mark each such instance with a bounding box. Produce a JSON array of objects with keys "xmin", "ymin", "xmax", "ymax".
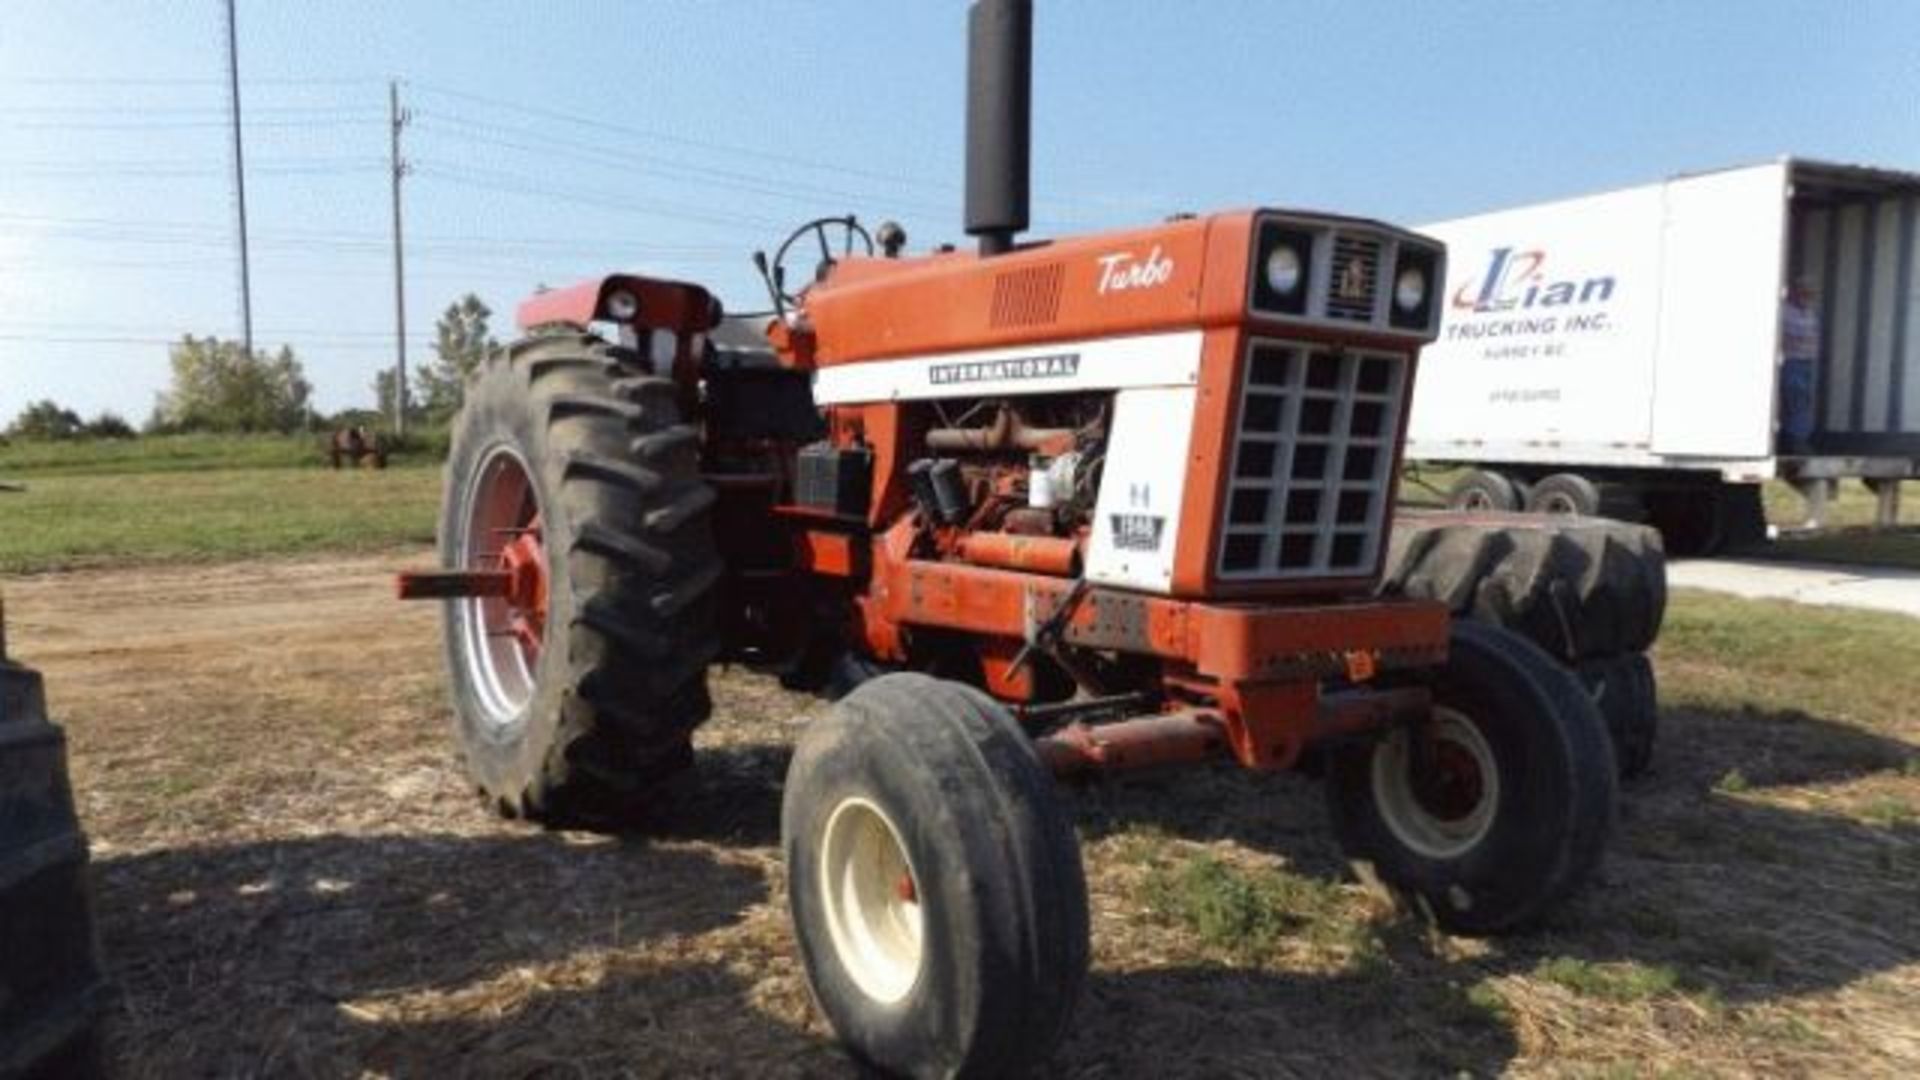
[{"xmin": 1667, "ymin": 558, "xmax": 1920, "ymax": 619}]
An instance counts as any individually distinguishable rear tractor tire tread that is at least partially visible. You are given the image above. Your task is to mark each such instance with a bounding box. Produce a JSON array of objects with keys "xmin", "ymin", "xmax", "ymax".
[
  {"xmin": 1, "ymin": 661, "xmax": 110, "ymax": 1079},
  {"xmin": 441, "ymin": 336, "xmax": 723, "ymax": 825}
]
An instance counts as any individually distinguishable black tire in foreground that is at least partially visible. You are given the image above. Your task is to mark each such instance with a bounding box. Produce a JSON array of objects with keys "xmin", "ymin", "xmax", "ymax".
[
  {"xmin": 783, "ymin": 673, "xmax": 1089, "ymax": 1079},
  {"xmin": 1383, "ymin": 510, "xmax": 1667, "ymax": 662},
  {"xmin": 1446, "ymin": 469, "xmax": 1527, "ymax": 513},
  {"xmin": 1326, "ymin": 620, "xmax": 1618, "ymax": 935},
  {"xmin": 1, "ymin": 655, "xmax": 108, "ymax": 1080},
  {"xmin": 1578, "ymin": 651, "xmax": 1658, "ymax": 779},
  {"xmin": 440, "ymin": 334, "xmax": 723, "ymax": 824}
]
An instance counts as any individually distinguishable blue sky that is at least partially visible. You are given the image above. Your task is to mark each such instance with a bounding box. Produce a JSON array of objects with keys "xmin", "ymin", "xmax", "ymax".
[{"xmin": 2, "ymin": 1, "xmax": 1914, "ymax": 423}]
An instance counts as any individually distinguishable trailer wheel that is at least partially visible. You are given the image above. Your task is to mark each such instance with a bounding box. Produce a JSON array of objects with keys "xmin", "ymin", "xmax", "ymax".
[
  {"xmin": 783, "ymin": 673, "xmax": 1088, "ymax": 1078},
  {"xmin": 1578, "ymin": 651, "xmax": 1657, "ymax": 779},
  {"xmin": 440, "ymin": 334, "xmax": 722, "ymax": 824},
  {"xmin": 1447, "ymin": 469, "xmax": 1526, "ymax": 513},
  {"xmin": 1, "ymin": 656, "xmax": 109, "ymax": 1079},
  {"xmin": 1326, "ymin": 621, "xmax": 1617, "ymax": 935}
]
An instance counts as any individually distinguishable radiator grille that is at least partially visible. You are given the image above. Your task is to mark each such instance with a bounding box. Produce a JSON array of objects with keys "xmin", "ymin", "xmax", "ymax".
[
  {"xmin": 1325, "ymin": 232, "xmax": 1383, "ymax": 322},
  {"xmin": 1217, "ymin": 341, "xmax": 1406, "ymax": 580},
  {"xmin": 989, "ymin": 262, "xmax": 1064, "ymax": 329}
]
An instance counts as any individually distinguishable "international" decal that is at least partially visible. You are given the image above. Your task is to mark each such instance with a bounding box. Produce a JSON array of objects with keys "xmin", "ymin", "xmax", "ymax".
[{"xmin": 929, "ymin": 352, "xmax": 1081, "ymax": 386}]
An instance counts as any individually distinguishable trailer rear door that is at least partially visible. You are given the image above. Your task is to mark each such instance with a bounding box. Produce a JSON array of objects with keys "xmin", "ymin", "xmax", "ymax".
[{"xmin": 1647, "ymin": 164, "xmax": 1789, "ymax": 458}]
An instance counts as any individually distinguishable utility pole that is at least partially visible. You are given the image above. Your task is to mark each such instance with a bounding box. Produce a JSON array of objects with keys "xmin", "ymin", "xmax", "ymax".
[
  {"xmin": 389, "ymin": 79, "xmax": 410, "ymax": 436},
  {"xmin": 225, "ymin": 0, "xmax": 253, "ymax": 356}
]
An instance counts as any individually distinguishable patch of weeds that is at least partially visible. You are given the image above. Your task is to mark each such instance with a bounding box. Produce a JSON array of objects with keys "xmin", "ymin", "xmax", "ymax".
[
  {"xmin": 1714, "ymin": 768, "xmax": 1751, "ymax": 794},
  {"xmin": 1464, "ymin": 979, "xmax": 1511, "ymax": 1023},
  {"xmin": 1109, "ymin": 826, "xmax": 1175, "ymax": 867},
  {"xmin": 1139, "ymin": 852, "xmax": 1344, "ymax": 962},
  {"xmin": 1739, "ymin": 1010, "xmax": 1830, "ymax": 1048},
  {"xmin": 148, "ymin": 771, "xmax": 207, "ymax": 799},
  {"xmin": 1903, "ymin": 757, "xmax": 1920, "ymax": 778},
  {"xmin": 1861, "ymin": 796, "xmax": 1913, "ymax": 827},
  {"xmin": 1533, "ymin": 957, "xmax": 1681, "ymax": 1002}
]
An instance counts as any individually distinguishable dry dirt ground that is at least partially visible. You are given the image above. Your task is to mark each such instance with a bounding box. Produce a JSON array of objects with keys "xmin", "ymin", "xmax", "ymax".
[{"xmin": 7, "ymin": 552, "xmax": 1918, "ymax": 1078}]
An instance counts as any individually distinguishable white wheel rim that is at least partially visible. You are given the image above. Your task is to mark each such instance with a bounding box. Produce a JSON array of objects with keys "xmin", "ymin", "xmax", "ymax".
[
  {"xmin": 818, "ymin": 797, "xmax": 924, "ymax": 1004},
  {"xmin": 1370, "ymin": 708, "xmax": 1501, "ymax": 860}
]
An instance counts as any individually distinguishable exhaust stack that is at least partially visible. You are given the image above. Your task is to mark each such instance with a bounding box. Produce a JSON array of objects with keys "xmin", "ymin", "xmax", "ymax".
[{"xmin": 964, "ymin": 0, "xmax": 1032, "ymax": 257}]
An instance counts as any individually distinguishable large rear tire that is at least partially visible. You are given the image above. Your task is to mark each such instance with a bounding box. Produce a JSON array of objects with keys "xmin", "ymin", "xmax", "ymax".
[
  {"xmin": 1326, "ymin": 621, "xmax": 1617, "ymax": 935},
  {"xmin": 1, "ymin": 655, "xmax": 109, "ymax": 1079},
  {"xmin": 440, "ymin": 334, "xmax": 722, "ymax": 824},
  {"xmin": 783, "ymin": 674, "xmax": 1089, "ymax": 1079}
]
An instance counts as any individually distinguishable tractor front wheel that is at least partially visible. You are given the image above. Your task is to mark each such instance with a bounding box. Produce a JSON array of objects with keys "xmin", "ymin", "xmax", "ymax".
[
  {"xmin": 783, "ymin": 673, "xmax": 1089, "ymax": 1079},
  {"xmin": 1326, "ymin": 620, "xmax": 1617, "ymax": 935},
  {"xmin": 440, "ymin": 334, "xmax": 721, "ymax": 824}
]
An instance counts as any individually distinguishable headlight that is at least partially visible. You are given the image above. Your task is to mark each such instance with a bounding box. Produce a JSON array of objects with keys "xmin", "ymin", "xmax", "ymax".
[
  {"xmin": 1394, "ymin": 266, "xmax": 1426, "ymax": 312},
  {"xmin": 603, "ymin": 288, "xmax": 640, "ymax": 321},
  {"xmin": 1388, "ymin": 244, "xmax": 1440, "ymax": 331},
  {"xmin": 1264, "ymin": 245, "xmax": 1304, "ymax": 296}
]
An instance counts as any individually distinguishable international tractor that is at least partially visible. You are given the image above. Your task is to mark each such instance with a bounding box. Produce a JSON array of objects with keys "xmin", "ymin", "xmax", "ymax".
[{"xmin": 400, "ymin": 3, "xmax": 1629, "ymax": 1074}]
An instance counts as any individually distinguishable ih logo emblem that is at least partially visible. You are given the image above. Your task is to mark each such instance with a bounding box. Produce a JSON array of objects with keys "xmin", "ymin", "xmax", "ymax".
[{"xmin": 1338, "ymin": 257, "xmax": 1369, "ymax": 303}]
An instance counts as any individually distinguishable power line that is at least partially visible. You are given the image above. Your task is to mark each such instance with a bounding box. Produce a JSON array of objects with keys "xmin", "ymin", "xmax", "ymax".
[
  {"xmin": 0, "ymin": 117, "xmax": 380, "ymax": 132},
  {"xmin": 410, "ymin": 109, "xmax": 963, "ymax": 221},
  {"xmin": 0, "ymin": 211, "xmax": 746, "ymax": 254},
  {"xmin": 0, "ymin": 76, "xmax": 380, "ymax": 87},
  {"xmin": 412, "ymin": 163, "xmax": 789, "ymax": 233},
  {"xmin": 408, "ymin": 80, "xmax": 961, "ymax": 195}
]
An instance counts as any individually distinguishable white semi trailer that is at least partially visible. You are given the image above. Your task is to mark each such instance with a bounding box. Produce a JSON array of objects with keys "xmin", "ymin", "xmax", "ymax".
[{"xmin": 1406, "ymin": 158, "xmax": 1920, "ymax": 553}]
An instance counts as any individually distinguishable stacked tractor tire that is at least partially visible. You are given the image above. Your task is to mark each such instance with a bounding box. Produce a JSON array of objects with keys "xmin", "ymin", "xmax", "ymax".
[
  {"xmin": 1384, "ymin": 511, "xmax": 1665, "ymax": 778},
  {"xmin": 0, "ymin": 614, "xmax": 108, "ymax": 1079}
]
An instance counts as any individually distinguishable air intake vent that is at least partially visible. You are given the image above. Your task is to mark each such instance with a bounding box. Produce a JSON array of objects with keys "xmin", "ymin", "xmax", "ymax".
[
  {"xmin": 989, "ymin": 262, "xmax": 1063, "ymax": 328},
  {"xmin": 1324, "ymin": 232, "xmax": 1383, "ymax": 322}
]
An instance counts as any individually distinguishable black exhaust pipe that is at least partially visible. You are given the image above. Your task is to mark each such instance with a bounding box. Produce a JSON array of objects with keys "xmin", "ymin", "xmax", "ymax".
[{"xmin": 964, "ymin": 0, "xmax": 1032, "ymax": 257}]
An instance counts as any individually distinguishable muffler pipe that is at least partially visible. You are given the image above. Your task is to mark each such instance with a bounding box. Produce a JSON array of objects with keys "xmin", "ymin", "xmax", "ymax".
[{"xmin": 964, "ymin": 0, "xmax": 1032, "ymax": 257}]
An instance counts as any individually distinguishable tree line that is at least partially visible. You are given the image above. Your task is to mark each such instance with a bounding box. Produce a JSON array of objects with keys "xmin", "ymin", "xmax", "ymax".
[{"xmin": 5, "ymin": 294, "xmax": 498, "ymax": 442}]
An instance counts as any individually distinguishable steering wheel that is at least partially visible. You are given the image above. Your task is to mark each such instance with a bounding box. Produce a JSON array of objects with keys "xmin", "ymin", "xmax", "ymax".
[{"xmin": 771, "ymin": 215, "xmax": 875, "ymax": 305}]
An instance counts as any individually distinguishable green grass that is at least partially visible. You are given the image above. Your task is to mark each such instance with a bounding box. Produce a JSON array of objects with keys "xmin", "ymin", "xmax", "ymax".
[
  {"xmin": 1658, "ymin": 589, "xmax": 1920, "ymax": 729},
  {"xmin": 1139, "ymin": 850, "xmax": 1356, "ymax": 962},
  {"xmin": 1533, "ymin": 957, "xmax": 1682, "ymax": 1002},
  {"xmin": 0, "ymin": 466, "xmax": 440, "ymax": 572},
  {"xmin": 0, "ymin": 431, "xmax": 448, "ymax": 478}
]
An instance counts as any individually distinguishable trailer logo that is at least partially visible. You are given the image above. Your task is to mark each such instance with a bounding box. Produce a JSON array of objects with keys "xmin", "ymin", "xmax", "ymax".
[
  {"xmin": 1095, "ymin": 245, "xmax": 1175, "ymax": 295},
  {"xmin": 1452, "ymin": 247, "xmax": 1616, "ymax": 312},
  {"xmin": 1109, "ymin": 513, "xmax": 1165, "ymax": 552},
  {"xmin": 928, "ymin": 352, "xmax": 1081, "ymax": 386}
]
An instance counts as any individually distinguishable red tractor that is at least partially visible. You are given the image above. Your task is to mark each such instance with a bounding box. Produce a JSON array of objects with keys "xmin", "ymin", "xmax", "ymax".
[{"xmin": 402, "ymin": 3, "xmax": 1622, "ymax": 1074}]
